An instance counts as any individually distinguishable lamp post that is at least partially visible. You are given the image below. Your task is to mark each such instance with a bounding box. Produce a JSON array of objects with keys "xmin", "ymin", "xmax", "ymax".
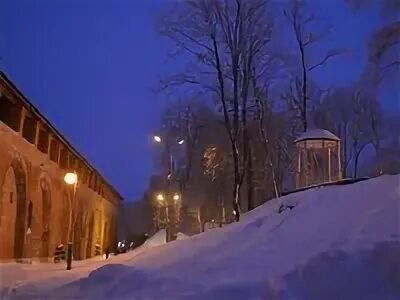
[
  {"xmin": 153, "ymin": 135, "xmax": 184, "ymax": 241},
  {"xmin": 153, "ymin": 135, "xmax": 184, "ymax": 179},
  {"xmin": 155, "ymin": 193, "xmax": 168, "ymax": 231},
  {"xmin": 173, "ymin": 193, "xmax": 180, "ymax": 201},
  {"xmin": 64, "ymin": 171, "xmax": 77, "ymax": 270}
]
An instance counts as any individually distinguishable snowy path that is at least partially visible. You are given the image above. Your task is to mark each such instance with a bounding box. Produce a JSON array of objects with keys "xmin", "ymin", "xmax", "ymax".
[
  {"xmin": 0, "ymin": 230, "xmax": 167, "ymax": 298},
  {"xmin": 2, "ymin": 175, "xmax": 400, "ymax": 299},
  {"xmin": 0, "ymin": 247, "xmax": 146, "ymax": 298}
]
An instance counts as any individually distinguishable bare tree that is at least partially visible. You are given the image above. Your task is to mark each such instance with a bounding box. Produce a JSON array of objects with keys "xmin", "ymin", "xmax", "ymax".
[
  {"xmin": 283, "ymin": 0, "xmax": 345, "ymax": 132},
  {"xmin": 202, "ymin": 145, "xmax": 230, "ymax": 221},
  {"xmin": 314, "ymin": 87, "xmax": 355, "ymax": 176},
  {"xmin": 231, "ymin": 0, "xmax": 273, "ymax": 211},
  {"xmin": 369, "ymin": 21, "xmax": 400, "ymax": 83},
  {"xmin": 349, "ymin": 90, "xmax": 372, "ymax": 178},
  {"xmin": 251, "ymin": 78, "xmax": 281, "ymax": 201},
  {"xmin": 345, "ymin": 0, "xmax": 400, "ymax": 83},
  {"xmin": 160, "ymin": 0, "xmax": 274, "ymax": 221},
  {"xmin": 313, "ymin": 81, "xmax": 384, "ymax": 178},
  {"xmin": 350, "ymin": 85, "xmax": 384, "ymax": 176}
]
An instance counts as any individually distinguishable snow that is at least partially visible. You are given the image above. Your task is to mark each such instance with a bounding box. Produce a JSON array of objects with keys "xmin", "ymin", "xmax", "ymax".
[
  {"xmin": 294, "ymin": 128, "xmax": 340, "ymax": 143},
  {"xmin": 2, "ymin": 175, "xmax": 399, "ymax": 299},
  {"xmin": 176, "ymin": 232, "xmax": 189, "ymax": 240},
  {"xmin": 142, "ymin": 229, "xmax": 167, "ymax": 248},
  {"xmin": 0, "ymin": 230, "xmax": 167, "ymax": 298}
]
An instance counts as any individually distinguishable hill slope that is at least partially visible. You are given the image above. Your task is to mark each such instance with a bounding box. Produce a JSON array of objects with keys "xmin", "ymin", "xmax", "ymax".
[{"xmin": 11, "ymin": 175, "xmax": 400, "ymax": 299}]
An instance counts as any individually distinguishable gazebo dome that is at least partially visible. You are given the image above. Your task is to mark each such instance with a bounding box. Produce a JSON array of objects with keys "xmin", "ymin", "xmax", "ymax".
[{"xmin": 294, "ymin": 129, "xmax": 340, "ymax": 143}]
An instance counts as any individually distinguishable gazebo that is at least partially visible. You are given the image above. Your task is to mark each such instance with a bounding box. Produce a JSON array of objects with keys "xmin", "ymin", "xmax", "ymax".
[{"xmin": 295, "ymin": 129, "xmax": 342, "ymax": 188}]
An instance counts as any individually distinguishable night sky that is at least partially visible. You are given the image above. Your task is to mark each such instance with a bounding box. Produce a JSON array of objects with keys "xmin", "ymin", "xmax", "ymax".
[{"xmin": 0, "ymin": 1, "xmax": 392, "ymax": 201}]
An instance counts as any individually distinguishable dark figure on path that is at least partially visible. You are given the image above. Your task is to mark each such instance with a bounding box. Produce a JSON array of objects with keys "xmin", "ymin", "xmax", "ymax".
[{"xmin": 105, "ymin": 247, "xmax": 110, "ymax": 259}]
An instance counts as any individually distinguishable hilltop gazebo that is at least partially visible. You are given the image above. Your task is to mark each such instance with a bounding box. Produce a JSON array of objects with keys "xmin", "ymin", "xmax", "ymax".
[{"xmin": 295, "ymin": 129, "xmax": 342, "ymax": 188}]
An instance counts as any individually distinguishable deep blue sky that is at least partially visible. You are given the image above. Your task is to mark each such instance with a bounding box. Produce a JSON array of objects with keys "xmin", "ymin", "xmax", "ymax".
[
  {"xmin": 0, "ymin": 0, "xmax": 172, "ymax": 201},
  {"xmin": 0, "ymin": 1, "xmax": 390, "ymax": 201}
]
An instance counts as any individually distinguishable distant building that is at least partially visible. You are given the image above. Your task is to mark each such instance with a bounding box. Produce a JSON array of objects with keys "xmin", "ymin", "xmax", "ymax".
[{"xmin": 0, "ymin": 72, "xmax": 122, "ymax": 262}]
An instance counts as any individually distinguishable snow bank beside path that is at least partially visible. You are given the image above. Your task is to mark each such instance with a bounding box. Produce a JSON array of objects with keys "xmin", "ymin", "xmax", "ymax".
[
  {"xmin": 142, "ymin": 229, "xmax": 167, "ymax": 248},
  {"xmin": 177, "ymin": 232, "xmax": 189, "ymax": 240},
  {"xmin": 1, "ymin": 229, "xmax": 168, "ymax": 298},
  {"xmin": 8, "ymin": 175, "xmax": 400, "ymax": 299},
  {"xmin": 0, "ymin": 263, "xmax": 26, "ymax": 298},
  {"xmin": 265, "ymin": 240, "xmax": 400, "ymax": 299}
]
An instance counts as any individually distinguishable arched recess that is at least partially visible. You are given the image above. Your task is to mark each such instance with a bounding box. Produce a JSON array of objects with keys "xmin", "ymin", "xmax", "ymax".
[
  {"xmin": 108, "ymin": 215, "xmax": 117, "ymax": 253},
  {"xmin": 59, "ymin": 191, "xmax": 70, "ymax": 245},
  {"xmin": 86, "ymin": 213, "xmax": 94, "ymax": 258},
  {"xmin": 102, "ymin": 221, "xmax": 109, "ymax": 252},
  {"xmin": 40, "ymin": 179, "xmax": 51, "ymax": 258},
  {"xmin": 95, "ymin": 208, "xmax": 103, "ymax": 246},
  {"xmin": 73, "ymin": 208, "xmax": 84, "ymax": 260},
  {"xmin": 11, "ymin": 158, "xmax": 28, "ymax": 259},
  {"xmin": 0, "ymin": 167, "xmax": 17, "ymax": 259}
]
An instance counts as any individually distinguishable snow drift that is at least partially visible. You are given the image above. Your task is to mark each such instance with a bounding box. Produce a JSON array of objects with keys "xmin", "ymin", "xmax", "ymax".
[
  {"xmin": 7, "ymin": 175, "xmax": 400, "ymax": 299},
  {"xmin": 142, "ymin": 229, "xmax": 167, "ymax": 248}
]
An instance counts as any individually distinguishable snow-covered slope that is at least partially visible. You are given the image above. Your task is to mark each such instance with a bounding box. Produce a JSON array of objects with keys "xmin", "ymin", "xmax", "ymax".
[
  {"xmin": 6, "ymin": 175, "xmax": 400, "ymax": 299},
  {"xmin": 142, "ymin": 229, "xmax": 167, "ymax": 248}
]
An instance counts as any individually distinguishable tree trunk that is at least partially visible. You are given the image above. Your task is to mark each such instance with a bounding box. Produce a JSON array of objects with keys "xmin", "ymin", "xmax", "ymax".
[
  {"xmin": 353, "ymin": 151, "xmax": 360, "ymax": 179},
  {"xmin": 246, "ymin": 144, "xmax": 255, "ymax": 211},
  {"xmin": 353, "ymin": 144, "xmax": 368, "ymax": 178},
  {"xmin": 300, "ymin": 45, "xmax": 308, "ymax": 132},
  {"xmin": 232, "ymin": 145, "xmax": 241, "ymax": 221},
  {"xmin": 342, "ymin": 123, "xmax": 348, "ymax": 178},
  {"xmin": 374, "ymin": 142, "xmax": 382, "ymax": 174},
  {"xmin": 210, "ymin": 32, "xmax": 241, "ymax": 222},
  {"xmin": 251, "ymin": 64, "xmax": 280, "ymax": 200}
]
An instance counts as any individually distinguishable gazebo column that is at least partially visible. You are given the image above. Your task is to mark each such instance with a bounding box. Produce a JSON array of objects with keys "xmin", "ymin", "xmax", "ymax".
[
  {"xmin": 303, "ymin": 142, "xmax": 308, "ymax": 186},
  {"xmin": 321, "ymin": 140, "xmax": 326, "ymax": 183},
  {"xmin": 337, "ymin": 140, "xmax": 342, "ymax": 179},
  {"xmin": 328, "ymin": 147, "xmax": 332, "ymax": 181},
  {"xmin": 296, "ymin": 145, "xmax": 301, "ymax": 188}
]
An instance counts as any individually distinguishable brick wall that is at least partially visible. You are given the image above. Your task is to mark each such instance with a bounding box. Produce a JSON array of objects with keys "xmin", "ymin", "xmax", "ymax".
[{"xmin": 0, "ymin": 122, "xmax": 119, "ymax": 261}]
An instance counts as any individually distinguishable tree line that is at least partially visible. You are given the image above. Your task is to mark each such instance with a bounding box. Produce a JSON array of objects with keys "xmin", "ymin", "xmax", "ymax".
[{"xmin": 136, "ymin": 0, "xmax": 399, "ymax": 236}]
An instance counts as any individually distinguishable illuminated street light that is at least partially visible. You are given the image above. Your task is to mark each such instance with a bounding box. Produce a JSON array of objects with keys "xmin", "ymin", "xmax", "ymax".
[
  {"xmin": 64, "ymin": 171, "xmax": 78, "ymax": 271},
  {"xmin": 151, "ymin": 133, "xmax": 185, "ymax": 243},
  {"xmin": 153, "ymin": 135, "xmax": 162, "ymax": 143},
  {"xmin": 156, "ymin": 193, "xmax": 165, "ymax": 202},
  {"xmin": 64, "ymin": 172, "xmax": 78, "ymax": 185}
]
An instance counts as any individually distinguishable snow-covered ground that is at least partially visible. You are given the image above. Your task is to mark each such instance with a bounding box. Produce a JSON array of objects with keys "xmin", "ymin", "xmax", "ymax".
[{"xmin": 2, "ymin": 175, "xmax": 399, "ymax": 299}]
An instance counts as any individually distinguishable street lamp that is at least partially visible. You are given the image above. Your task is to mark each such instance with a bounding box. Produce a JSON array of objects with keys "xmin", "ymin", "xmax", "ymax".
[
  {"xmin": 155, "ymin": 192, "xmax": 169, "ymax": 234},
  {"xmin": 152, "ymin": 135, "xmax": 184, "ymax": 179},
  {"xmin": 152, "ymin": 134, "xmax": 185, "ymax": 242},
  {"xmin": 156, "ymin": 193, "xmax": 165, "ymax": 202},
  {"xmin": 153, "ymin": 135, "xmax": 162, "ymax": 143},
  {"xmin": 64, "ymin": 171, "xmax": 77, "ymax": 271},
  {"xmin": 64, "ymin": 172, "xmax": 77, "ymax": 185}
]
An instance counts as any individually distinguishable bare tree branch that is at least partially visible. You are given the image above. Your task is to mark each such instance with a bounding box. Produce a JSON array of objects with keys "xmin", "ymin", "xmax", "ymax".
[
  {"xmin": 308, "ymin": 49, "xmax": 346, "ymax": 72},
  {"xmin": 381, "ymin": 60, "xmax": 400, "ymax": 72}
]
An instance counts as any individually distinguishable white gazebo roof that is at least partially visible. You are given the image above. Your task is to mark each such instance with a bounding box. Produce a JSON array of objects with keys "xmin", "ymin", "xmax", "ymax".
[{"xmin": 294, "ymin": 129, "xmax": 340, "ymax": 143}]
